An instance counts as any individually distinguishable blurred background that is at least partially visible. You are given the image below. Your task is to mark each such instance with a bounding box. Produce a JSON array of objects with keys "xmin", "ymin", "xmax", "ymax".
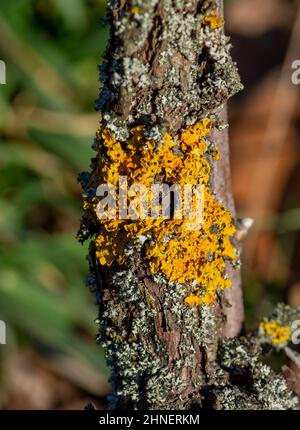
[{"xmin": 0, "ymin": 0, "xmax": 299, "ymax": 409}]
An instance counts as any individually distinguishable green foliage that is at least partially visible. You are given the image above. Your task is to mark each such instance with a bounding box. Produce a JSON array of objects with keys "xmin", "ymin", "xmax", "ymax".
[{"xmin": 0, "ymin": 0, "xmax": 109, "ymax": 383}]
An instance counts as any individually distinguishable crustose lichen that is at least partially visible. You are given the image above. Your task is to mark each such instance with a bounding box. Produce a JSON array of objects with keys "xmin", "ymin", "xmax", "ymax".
[{"xmin": 82, "ymin": 119, "xmax": 236, "ymax": 306}]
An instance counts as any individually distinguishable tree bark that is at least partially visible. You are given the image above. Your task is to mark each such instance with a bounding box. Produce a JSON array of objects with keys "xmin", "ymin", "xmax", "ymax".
[{"xmin": 80, "ymin": 0, "xmax": 244, "ymax": 409}]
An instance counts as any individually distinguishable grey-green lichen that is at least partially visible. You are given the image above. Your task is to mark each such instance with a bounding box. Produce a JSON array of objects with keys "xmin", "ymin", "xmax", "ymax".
[
  {"xmin": 97, "ymin": 0, "xmax": 242, "ymax": 141},
  {"xmin": 215, "ymin": 305, "xmax": 300, "ymax": 410},
  {"xmin": 97, "ymin": 267, "xmax": 168, "ymax": 408},
  {"xmin": 92, "ymin": 255, "xmax": 217, "ymax": 409},
  {"xmin": 262, "ymin": 302, "xmax": 300, "ymax": 329},
  {"xmin": 215, "ymin": 336, "xmax": 299, "ymax": 410}
]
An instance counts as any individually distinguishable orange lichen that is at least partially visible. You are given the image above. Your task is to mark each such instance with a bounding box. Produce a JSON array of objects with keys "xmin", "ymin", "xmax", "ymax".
[
  {"xmin": 82, "ymin": 120, "xmax": 236, "ymax": 305},
  {"xmin": 260, "ymin": 321, "xmax": 291, "ymax": 347},
  {"xmin": 203, "ymin": 10, "xmax": 223, "ymax": 30}
]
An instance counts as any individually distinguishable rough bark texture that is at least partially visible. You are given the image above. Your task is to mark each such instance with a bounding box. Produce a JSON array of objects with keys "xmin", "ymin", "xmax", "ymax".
[
  {"xmin": 79, "ymin": 0, "xmax": 300, "ymax": 410},
  {"xmin": 212, "ymin": 106, "xmax": 244, "ymax": 338}
]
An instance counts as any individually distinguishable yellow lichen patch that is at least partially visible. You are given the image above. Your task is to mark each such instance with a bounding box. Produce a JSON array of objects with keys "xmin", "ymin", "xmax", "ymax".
[
  {"xmin": 260, "ymin": 321, "xmax": 291, "ymax": 347},
  {"xmin": 131, "ymin": 6, "xmax": 140, "ymax": 15},
  {"xmin": 203, "ymin": 10, "xmax": 223, "ymax": 30},
  {"xmin": 82, "ymin": 119, "xmax": 236, "ymax": 306},
  {"xmin": 147, "ymin": 187, "xmax": 236, "ymax": 305},
  {"xmin": 180, "ymin": 119, "xmax": 212, "ymax": 151}
]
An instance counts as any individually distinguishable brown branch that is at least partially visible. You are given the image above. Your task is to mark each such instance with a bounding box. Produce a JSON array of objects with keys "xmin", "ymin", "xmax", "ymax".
[{"xmin": 81, "ymin": 0, "xmax": 244, "ymax": 409}]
